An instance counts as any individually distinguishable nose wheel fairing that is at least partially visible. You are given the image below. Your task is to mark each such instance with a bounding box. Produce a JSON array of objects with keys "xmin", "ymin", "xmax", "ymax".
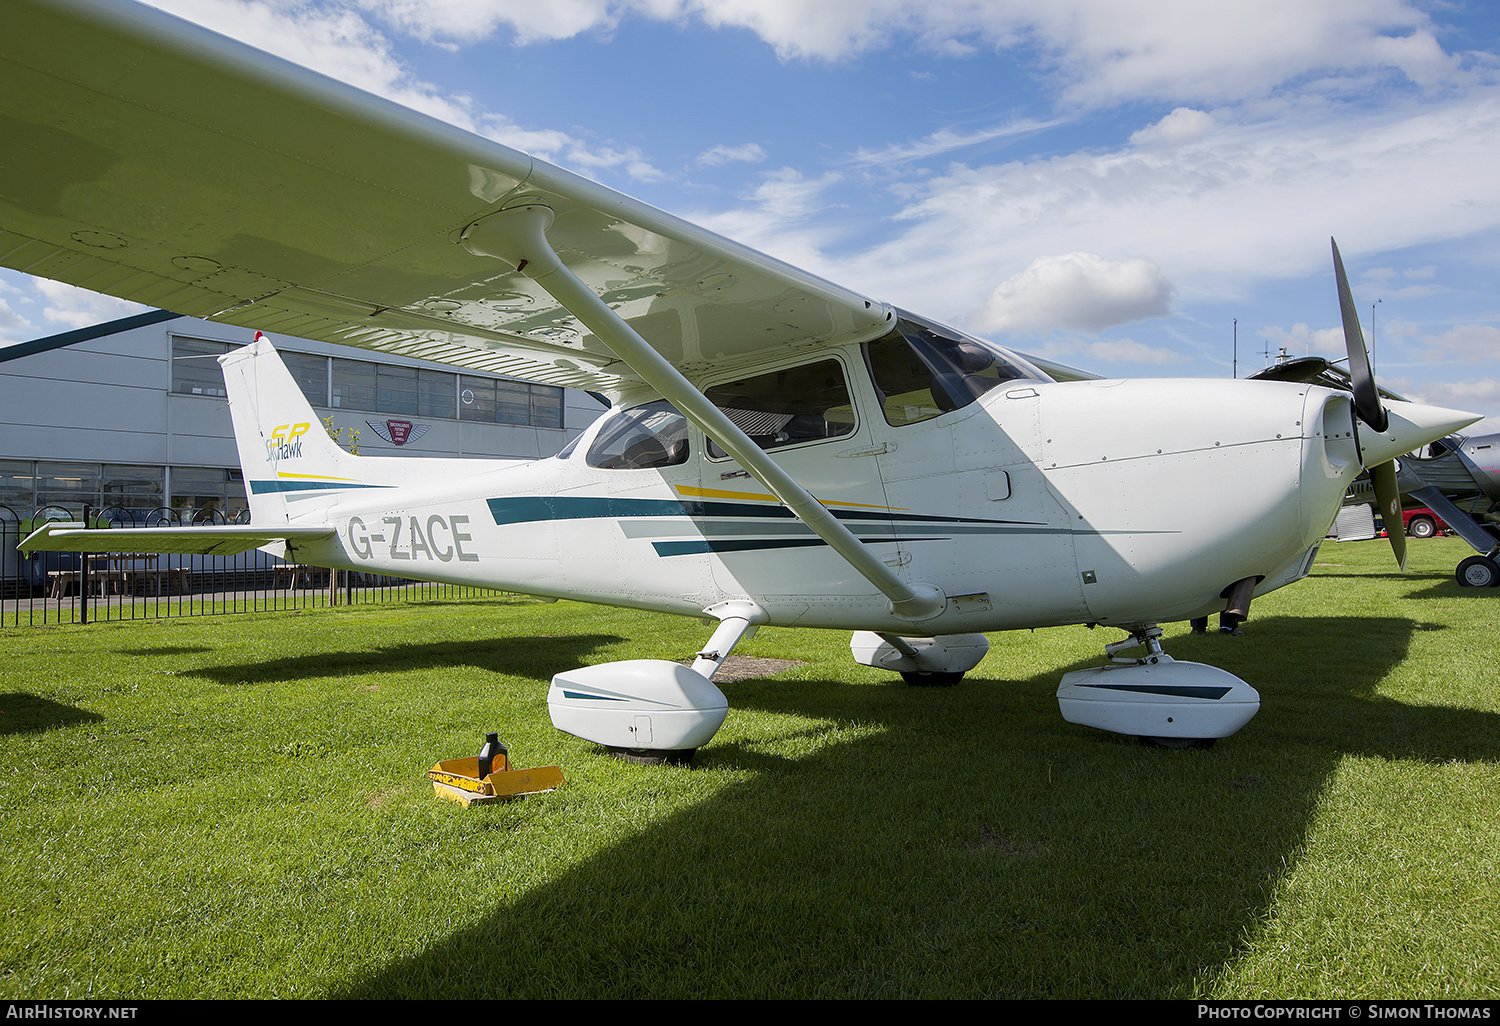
[{"xmin": 1057, "ymin": 627, "xmax": 1261, "ymax": 743}]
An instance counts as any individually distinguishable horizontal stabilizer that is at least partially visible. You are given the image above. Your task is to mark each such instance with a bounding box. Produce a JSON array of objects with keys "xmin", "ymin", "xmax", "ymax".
[{"xmin": 19, "ymin": 523, "xmax": 336, "ymax": 557}]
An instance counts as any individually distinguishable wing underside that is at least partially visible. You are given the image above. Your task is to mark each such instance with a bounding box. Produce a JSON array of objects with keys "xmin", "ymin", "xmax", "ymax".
[{"xmin": 0, "ymin": 0, "xmax": 888, "ymax": 397}]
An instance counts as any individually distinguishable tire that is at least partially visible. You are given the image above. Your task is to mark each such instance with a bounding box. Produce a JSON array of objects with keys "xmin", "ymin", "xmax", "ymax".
[
  {"xmin": 1408, "ymin": 516, "xmax": 1437, "ymax": 539},
  {"xmin": 1455, "ymin": 556, "xmax": 1500, "ymax": 588},
  {"xmin": 604, "ymin": 746, "xmax": 696, "ymax": 766},
  {"xmin": 900, "ymin": 670, "xmax": 965, "ymax": 686},
  {"xmin": 1140, "ymin": 736, "xmax": 1216, "ymax": 750}
]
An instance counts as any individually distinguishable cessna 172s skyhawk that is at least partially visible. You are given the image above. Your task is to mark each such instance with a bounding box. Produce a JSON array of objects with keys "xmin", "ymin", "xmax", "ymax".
[{"xmin": 5, "ymin": 0, "xmax": 1478, "ymax": 755}]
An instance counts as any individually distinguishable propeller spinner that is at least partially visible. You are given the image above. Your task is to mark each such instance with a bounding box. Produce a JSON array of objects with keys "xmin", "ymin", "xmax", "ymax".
[{"xmin": 1332, "ymin": 237, "xmax": 1406, "ymax": 570}]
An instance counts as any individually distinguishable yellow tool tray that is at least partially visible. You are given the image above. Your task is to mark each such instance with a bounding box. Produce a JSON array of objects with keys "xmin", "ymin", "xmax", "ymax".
[{"xmin": 428, "ymin": 755, "xmax": 564, "ymax": 806}]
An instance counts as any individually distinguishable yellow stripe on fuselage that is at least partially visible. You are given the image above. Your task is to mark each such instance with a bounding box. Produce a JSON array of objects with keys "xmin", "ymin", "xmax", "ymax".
[
  {"xmin": 277, "ymin": 471, "xmax": 363, "ymax": 482},
  {"xmin": 673, "ymin": 485, "xmax": 906, "ymax": 511}
]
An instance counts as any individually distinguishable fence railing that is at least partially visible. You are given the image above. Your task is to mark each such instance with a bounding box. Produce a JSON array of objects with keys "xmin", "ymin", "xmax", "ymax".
[{"xmin": 0, "ymin": 503, "xmax": 509, "ymax": 627}]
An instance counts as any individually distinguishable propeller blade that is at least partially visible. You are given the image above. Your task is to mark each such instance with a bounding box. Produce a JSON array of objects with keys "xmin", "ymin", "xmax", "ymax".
[
  {"xmin": 1371, "ymin": 460, "xmax": 1407, "ymax": 571},
  {"xmin": 1332, "ymin": 238, "xmax": 1388, "ymax": 433}
]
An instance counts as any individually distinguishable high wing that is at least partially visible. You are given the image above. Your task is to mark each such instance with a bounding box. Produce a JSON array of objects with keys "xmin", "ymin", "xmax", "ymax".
[
  {"xmin": 20, "ymin": 523, "xmax": 336, "ymax": 557},
  {"xmin": 0, "ymin": 0, "xmax": 888, "ymax": 399}
]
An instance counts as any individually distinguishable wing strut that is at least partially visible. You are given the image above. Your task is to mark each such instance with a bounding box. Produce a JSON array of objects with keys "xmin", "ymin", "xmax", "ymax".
[{"xmin": 460, "ymin": 203, "xmax": 946, "ymax": 621}]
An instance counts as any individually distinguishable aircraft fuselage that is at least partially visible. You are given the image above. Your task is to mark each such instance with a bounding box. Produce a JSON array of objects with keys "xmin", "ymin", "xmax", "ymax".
[{"xmin": 277, "ymin": 353, "xmax": 1369, "ymax": 635}]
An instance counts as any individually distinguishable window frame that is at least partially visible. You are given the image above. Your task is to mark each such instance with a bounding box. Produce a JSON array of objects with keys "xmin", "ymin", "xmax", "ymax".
[
  {"xmin": 698, "ymin": 353, "xmax": 861, "ymax": 462},
  {"xmin": 862, "ymin": 315, "xmax": 1051, "ymax": 428},
  {"xmin": 583, "ymin": 399, "xmax": 691, "ymax": 471}
]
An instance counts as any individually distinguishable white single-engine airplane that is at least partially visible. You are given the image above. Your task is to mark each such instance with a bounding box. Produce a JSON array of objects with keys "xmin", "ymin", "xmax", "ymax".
[{"xmin": 4, "ymin": 0, "xmax": 1479, "ymax": 756}]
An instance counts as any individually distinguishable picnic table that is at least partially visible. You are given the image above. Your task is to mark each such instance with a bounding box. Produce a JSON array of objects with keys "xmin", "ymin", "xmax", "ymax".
[
  {"xmin": 273, "ymin": 564, "xmax": 331, "ymax": 590},
  {"xmin": 47, "ymin": 555, "xmax": 190, "ymax": 598}
]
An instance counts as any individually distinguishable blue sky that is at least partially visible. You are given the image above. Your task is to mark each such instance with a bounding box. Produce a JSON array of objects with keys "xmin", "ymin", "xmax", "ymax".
[{"xmin": 4, "ymin": 0, "xmax": 1500, "ymax": 420}]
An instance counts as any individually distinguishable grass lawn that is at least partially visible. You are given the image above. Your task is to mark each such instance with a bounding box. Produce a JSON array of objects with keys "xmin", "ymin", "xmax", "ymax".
[{"xmin": 1, "ymin": 537, "xmax": 1497, "ymax": 999}]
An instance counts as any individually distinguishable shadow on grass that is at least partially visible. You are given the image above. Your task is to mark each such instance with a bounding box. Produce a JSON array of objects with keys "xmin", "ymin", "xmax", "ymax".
[
  {"xmin": 116, "ymin": 645, "xmax": 213, "ymax": 656},
  {"xmin": 179, "ymin": 634, "xmax": 626, "ymax": 686},
  {"xmin": 333, "ymin": 612, "xmax": 1500, "ymax": 999},
  {"xmin": 1400, "ymin": 578, "xmax": 1500, "ymax": 601},
  {"xmin": 1310, "ymin": 568, "xmax": 1451, "ymax": 582},
  {"xmin": 0, "ymin": 691, "xmax": 104, "ymax": 735},
  {"xmin": 400, "ymin": 598, "xmax": 556, "ymax": 608}
]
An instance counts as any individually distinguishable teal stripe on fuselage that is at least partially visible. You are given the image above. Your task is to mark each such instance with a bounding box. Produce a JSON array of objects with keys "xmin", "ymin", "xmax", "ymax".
[
  {"xmin": 488, "ymin": 495, "xmax": 690, "ymax": 525},
  {"xmin": 653, "ymin": 536, "xmax": 946, "ymax": 557},
  {"xmin": 487, "ymin": 494, "xmax": 1045, "ymax": 528}
]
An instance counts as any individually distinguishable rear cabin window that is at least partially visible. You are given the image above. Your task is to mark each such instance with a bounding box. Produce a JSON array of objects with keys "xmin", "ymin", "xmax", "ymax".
[
  {"xmin": 864, "ymin": 317, "xmax": 1041, "ymax": 426},
  {"xmin": 585, "ymin": 400, "xmax": 689, "ymax": 469},
  {"xmin": 704, "ymin": 359, "xmax": 856, "ymax": 458}
]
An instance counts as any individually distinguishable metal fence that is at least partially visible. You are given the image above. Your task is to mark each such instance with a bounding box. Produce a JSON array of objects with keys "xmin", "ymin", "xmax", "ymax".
[{"xmin": 0, "ymin": 503, "xmax": 508, "ymax": 627}]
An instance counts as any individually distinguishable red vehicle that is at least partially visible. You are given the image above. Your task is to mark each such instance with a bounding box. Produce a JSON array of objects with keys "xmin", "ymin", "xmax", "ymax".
[{"xmin": 1402, "ymin": 507, "xmax": 1447, "ymax": 538}]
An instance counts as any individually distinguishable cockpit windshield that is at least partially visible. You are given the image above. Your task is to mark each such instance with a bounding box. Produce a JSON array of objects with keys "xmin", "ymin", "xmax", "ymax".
[
  {"xmin": 863, "ymin": 313, "xmax": 1050, "ymax": 427},
  {"xmin": 585, "ymin": 400, "xmax": 689, "ymax": 470}
]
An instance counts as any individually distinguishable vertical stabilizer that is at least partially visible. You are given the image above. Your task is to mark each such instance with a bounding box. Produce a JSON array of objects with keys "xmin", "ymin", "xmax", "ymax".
[{"xmin": 221, "ymin": 334, "xmax": 353, "ymax": 524}]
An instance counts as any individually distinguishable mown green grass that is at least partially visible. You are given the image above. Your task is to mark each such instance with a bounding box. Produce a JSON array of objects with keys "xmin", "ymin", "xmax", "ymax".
[{"xmin": 1, "ymin": 538, "xmax": 1497, "ymax": 999}]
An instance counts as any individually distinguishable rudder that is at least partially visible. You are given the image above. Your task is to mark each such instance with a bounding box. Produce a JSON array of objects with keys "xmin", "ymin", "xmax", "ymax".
[{"xmin": 221, "ymin": 333, "xmax": 354, "ymax": 524}]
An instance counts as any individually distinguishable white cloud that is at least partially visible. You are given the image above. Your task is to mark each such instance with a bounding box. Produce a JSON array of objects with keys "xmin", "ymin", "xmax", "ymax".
[
  {"xmin": 0, "ymin": 297, "xmax": 33, "ymax": 346},
  {"xmin": 973, "ymin": 253, "xmax": 1174, "ymax": 335},
  {"xmin": 1023, "ymin": 335, "xmax": 1185, "ymax": 366},
  {"xmin": 1019, "ymin": 0, "xmax": 1456, "ymax": 105},
  {"xmin": 151, "ymin": 0, "xmax": 479, "ymax": 125},
  {"xmin": 1082, "ymin": 338, "xmax": 1185, "ymax": 364},
  {"xmin": 149, "ymin": 0, "xmax": 665, "ymax": 180},
  {"xmin": 344, "ymin": 0, "xmax": 1460, "ymax": 105},
  {"xmin": 1259, "ymin": 323, "xmax": 1347, "ymax": 361},
  {"xmin": 32, "ymin": 280, "xmax": 146, "ymax": 331},
  {"xmin": 1129, "ymin": 107, "xmax": 1214, "ymax": 148},
  {"xmin": 1401, "ymin": 379, "xmax": 1500, "ymax": 419},
  {"xmin": 697, "ymin": 143, "xmax": 768, "ymax": 166},
  {"xmin": 691, "ymin": 167, "xmax": 846, "ymax": 268},
  {"xmin": 1419, "ymin": 324, "xmax": 1500, "ymax": 363},
  {"xmin": 358, "ymin": 0, "xmax": 630, "ymax": 45},
  {"xmin": 849, "ymin": 118, "xmax": 1070, "ymax": 166},
  {"xmin": 818, "ymin": 88, "xmax": 1500, "ymax": 325}
]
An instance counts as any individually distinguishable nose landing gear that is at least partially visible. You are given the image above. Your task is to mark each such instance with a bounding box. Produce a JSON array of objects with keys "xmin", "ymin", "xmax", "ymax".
[{"xmin": 1057, "ymin": 625, "xmax": 1261, "ymax": 747}]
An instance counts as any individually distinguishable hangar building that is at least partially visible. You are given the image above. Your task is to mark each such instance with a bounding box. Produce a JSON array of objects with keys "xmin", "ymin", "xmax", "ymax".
[{"xmin": 0, "ymin": 311, "xmax": 604, "ymax": 519}]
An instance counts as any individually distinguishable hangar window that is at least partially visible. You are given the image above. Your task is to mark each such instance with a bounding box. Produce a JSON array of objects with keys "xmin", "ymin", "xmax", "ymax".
[
  {"xmin": 703, "ymin": 359, "xmax": 855, "ymax": 458},
  {"xmin": 281, "ymin": 351, "xmax": 330, "ymax": 407},
  {"xmin": 864, "ymin": 315, "xmax": 1044, "ymax": 427},
  {"xmin": 586, "ymin": 400, "xmax": 689, "ymax": 470},
  {"xmin": 459, "ymin": 375, "xmax": 563, "ymax": 429},
  {"xmin": 171, "ymin": 337, "xmax": 234, "ymax": 397},
  {"xmin": 170, "ymin": 466, "xmax": 247, "ymax": 517}
]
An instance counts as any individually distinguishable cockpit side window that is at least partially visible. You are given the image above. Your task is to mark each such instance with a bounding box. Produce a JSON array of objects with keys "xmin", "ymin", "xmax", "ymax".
[
  {"xmin": 703, "ymin": 359, "xmax": 856, "ymax": 458},
  {"xmin": 864, "ymin": 317, "xmax": 1041, "ymax": 427},
  {"xmin": 585, "ymin": 400, "xmax": 689, "ymax": 470}
]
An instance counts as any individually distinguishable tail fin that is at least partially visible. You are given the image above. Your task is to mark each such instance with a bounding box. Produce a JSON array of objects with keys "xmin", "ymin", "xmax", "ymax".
[{"xmin": 221, "ymin": 334, "xmax": 355, "ymax": 524}]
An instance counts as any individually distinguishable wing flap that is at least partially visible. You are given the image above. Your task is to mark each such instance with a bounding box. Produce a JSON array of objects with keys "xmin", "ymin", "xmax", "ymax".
[{"xmin": 19, "ymin": 523, "xmax": 337, "ymax": 557}]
